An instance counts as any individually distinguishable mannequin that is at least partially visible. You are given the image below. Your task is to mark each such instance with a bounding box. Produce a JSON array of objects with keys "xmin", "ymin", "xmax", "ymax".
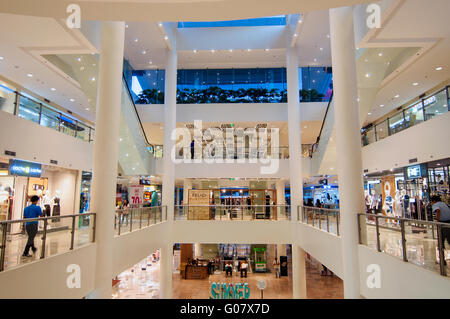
[
  {"xmin": 364, "ymin": 190, "xmax": 372, "ymax": 213},
  {"xmin": 52, "ymin": 190, "xmax": 61, "ymax": 222},
  {"xmin": 394, "ymin": 190, "xmax": 402, "ymax": 217},
  {"xmin": 402, "ymin": 190, "xmax": 410, "ymax": 219},
  {"xmin": 42, "ymin": 191, "xmax": 52, "ymax": 217}
]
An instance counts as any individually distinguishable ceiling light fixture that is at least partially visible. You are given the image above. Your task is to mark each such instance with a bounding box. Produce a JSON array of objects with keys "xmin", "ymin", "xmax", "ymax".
[
  {"xmin": 378, "ymin": 52, "xmax": 383, "ymax": 56},
  {"xmin": 27, "ymin": 73, "xmax": 33, "ymax": 77},
  {"xmin": 85, "ymin": 108, "xmax": 89, "ymax": 111},
  {"xmin": 134, "ymin": 38, "xmax": 138, "ymax": 42},
  {"xmin": 368, "ymin": 112, "xmax": 372, "ymax": 115},
  {"xmin": 51, "ymin": 87, "xmax": 56, "ymax": 91},
  {"xmin": 141, "ymin": 50, "xmax": 146, "ymax": 54},
  {"xmin": 365, "ymin": 73, "xmax": 371, "ymax": 78},
  {"xmin": 91, "ymin": 77, "xmax": 95, "ymax": 81},
  {"xmin": 70, "ymin": 98, "xmax": 75, "ymax": 102},
  {"xmin": 0, "ymin": 56, "xmax": 4, "ymax": 60},
  {"xmin": 327, "ymin": 34, "xmax": 330, "ymax": 38},
  {"xmin": 412, "ymin": 82, "xmax": 418, "ymax": 86},
  {"xmin": 148, "ymin": 61, "xmax": 152, "ymax": 64},
  {"xmin": 380, "ymin": 104, "xmax": 384, "ymax": 107},
  {"xmin": 319, "ymin": 47, "xmax": 323, "ymax": 51},
  {"xmin": 77, "ymin": 57, "xmax": 81, "ymax": 62},
  {"xmin": 313, "ymin": 58, "xmax": 317, "ymax": 62},
  {"xmin": 435, "ymin": 66, "xmax": 443, "ymax": 71},
  {"xmin": 394, "ymin": 94, "xmax": 400, "ymax": 98}
]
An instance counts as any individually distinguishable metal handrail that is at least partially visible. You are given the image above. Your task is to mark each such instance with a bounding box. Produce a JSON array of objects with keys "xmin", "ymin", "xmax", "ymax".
[
  {"xmin": 358, "ymin": 212, "xmax": 449, "ymax": 277},
  {"xmin": 298, "ymin": 205, "xmax": 340, "ymax": 236},
  {"xmin": 310, "ymin": 91, "xmax": 333, "ymax": 157},
  {"xmin": 114, "ymin": 206, "xmax": 167, "ymax": 236},
  {"xmin": 174, "ymin": 204, "xmax": 291, "ymax": 221},
  {"xmin": 0, "ymin": 213, "xmax": 96, "ymax": 272}
]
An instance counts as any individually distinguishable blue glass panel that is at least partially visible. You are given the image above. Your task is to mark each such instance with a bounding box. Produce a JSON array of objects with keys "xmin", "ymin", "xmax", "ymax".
[{"xmin": 178, "ymin": 16, "xmax": 286, "ymax": 28}]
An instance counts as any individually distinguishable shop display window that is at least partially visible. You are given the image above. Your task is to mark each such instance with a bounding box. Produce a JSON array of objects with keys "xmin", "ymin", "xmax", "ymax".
[
  {"xmin": 0, "ymin": 83, "xmax": 16, "ymax": 115},
  {"xmin": 404, "ymin": 102, "xmax": 424, "ymax": 128}
]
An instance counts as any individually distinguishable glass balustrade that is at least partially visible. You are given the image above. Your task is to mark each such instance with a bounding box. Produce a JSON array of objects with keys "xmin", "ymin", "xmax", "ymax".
[
  {"xmin": 0, "ymin": 88, "xmax": 95, "ymax": 143},
  {"xmin": 362, "ymin": 86, "xmax": 449, "ymax": 146}
]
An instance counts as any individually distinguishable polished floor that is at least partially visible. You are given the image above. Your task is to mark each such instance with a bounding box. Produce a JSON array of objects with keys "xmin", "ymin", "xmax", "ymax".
[{"xmin": 112, "ymin": 256, "xmax": 343, "ymax": 299}]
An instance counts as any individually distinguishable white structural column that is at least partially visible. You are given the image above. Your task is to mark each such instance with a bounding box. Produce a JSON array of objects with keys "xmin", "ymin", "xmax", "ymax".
[
  {"xmin": 183, "ymin": 179, "xmax": 192, "ymax": 205},
  {"xmin": 160, "ymin": 43, "xmax": 177, "ymax": 299},
  {"xmin": 276, "ymin": 179, "xmax": 285, "ymax": 219},
  {"xmin": 90, "ymin": 21, "xmax": 125, "ymax": 299},
  {"xmin": 292, "ymin": 245, "xmax": 307, "ymax": 297},
  {"xmin": 286, "ymin": 47, "xmax": 303, "ymax": 221},
  {"xmin": 159, "ymin": 244, "xmax": 173, "ymax": 299},
  {"xmin": 329, "ymin": 6, "xmax": 366, "ymax": 299},
  {"xmin": 286, "ymin": 47, "xmax": 306, "ymax": 299}
]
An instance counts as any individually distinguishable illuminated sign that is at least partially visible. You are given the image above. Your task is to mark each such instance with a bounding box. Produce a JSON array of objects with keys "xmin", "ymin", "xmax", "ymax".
[
  {"xmin": 9, "ymin": 159, "xmax": 42, "ymax": 177},
  {"xmin": 405, "ymin": 163, "xmax": 427, "ymax": 179},
  {"xmin": 210, "ymin": 282, "xmax": 250, "ymax": 299}
]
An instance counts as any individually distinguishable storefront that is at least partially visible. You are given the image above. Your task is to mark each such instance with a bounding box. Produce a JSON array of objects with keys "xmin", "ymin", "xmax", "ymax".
[{"xmin": 0, "ymin": 157, "xmax": 82, "ymax": 232}]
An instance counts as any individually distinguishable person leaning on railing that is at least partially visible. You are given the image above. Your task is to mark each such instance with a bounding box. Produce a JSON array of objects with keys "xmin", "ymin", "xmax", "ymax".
[
  {"xmin": 431, "ymin": 195, "xmax": 450, "ymax": 263},
  {"xmin": 22, "ymin": 195, "xmax": 43, "ymax": 257}
]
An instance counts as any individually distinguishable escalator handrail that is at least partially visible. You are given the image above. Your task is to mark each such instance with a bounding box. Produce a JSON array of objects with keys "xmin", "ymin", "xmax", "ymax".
[
  {"xmin": 122, "ymin": 73, "xmax": 153, "ymax": 149},
  {"xmin": 310, "ymin": 91, "xmax": 333, "ymax": 157}
]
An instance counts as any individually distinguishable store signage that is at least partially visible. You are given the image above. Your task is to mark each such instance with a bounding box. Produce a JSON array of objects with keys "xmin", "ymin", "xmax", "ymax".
[
  {"xmin": 210, "ymin": 282, "xmax": 250, "ymax": 299},
  {"xmin": 139, "ymin": 179, "xmax": 151, "ymax": 185},
  {"xmin": 405, "ymin": 164, "xmax": 427, "ymax": 179},
  {"xmin": 423, "ymin": 95, "xmax": 436, "ymax": 107},
  {"xmin": 9, "ymin": 159, "xmax": 42, "ymax": 177}
]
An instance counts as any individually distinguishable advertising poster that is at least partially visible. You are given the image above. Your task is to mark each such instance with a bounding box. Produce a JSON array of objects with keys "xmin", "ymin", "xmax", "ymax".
[
  {"xmin": 128, "ymin": 185, "xmax": 144, "ymax": 208},
  {"xmin": 188, "ymin": 189, "xmax": 210, "ymax": 220},
  {"xmin": 381, "ymin": 175, "xmax": 395, "ymax": 215}
]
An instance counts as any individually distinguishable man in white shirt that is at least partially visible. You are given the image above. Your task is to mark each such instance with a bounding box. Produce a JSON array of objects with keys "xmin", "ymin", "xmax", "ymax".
[
  {"xmin": 431, "ymin": 195, "xmax": 450, "ymax": 253},
  {"xmin": 240, "ymin": 261, "xmax": 248, "ymax": 278}
]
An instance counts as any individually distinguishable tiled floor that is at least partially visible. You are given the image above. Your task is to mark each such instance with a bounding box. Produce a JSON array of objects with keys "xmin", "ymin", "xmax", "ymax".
[{"xmin": 112, "ymin": 257, "xmax": 343, "ymax": 299}]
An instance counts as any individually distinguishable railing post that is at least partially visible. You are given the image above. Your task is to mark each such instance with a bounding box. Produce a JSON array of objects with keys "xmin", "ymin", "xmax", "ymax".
[
  {"xmin": 139, "ymin": 208, "xmax": 142, "ymax": 229},
  {"xmin": 70, "ymin": 216, "xmax": 76, "ymax": 250},
  {"xmin": 129, "ymin": 209, "xmax": 133, "ymax": 232},
  {"xmin": 0, "ymin": 223, "xmax": 7, "ymax": 271},
  {"xmin": 375, "ymin": 216, "xmax": 381, "ymax": 252},
  {"xmin": 400, "ymin": 219, "xmax": 408, "ymax": 262},
  {"xmin": 312, "ymin": 210, "xmax": 315, "ymax": 227},
  {"xmin": 118, "ymin": 212, "xmax": 121, "ymax": 236},
  {"xmin": 40, "ymin": 218, "xmax": 48, "ymax": 259},
  {"xmin": 326, "ymin": 210, "xmax": 330, "ymax": 233},
  {"xmin": 14, "ymin": 92, "xmax": 20, "ymax": 115},
  {"xmin": 160, "ymin": 207, "xmax": 162, "ymax": 223},
  {"xmin": 437, "ymin": 225, "xmax": 447, "ymax": 277},
  {"xmin": 147, "ymin": 208, "xmax": 150, "ymax": 226},
  {"xmin": 357, "ymin": 214, "xmax": 362, "ymax": 244},
  {"xmin": 319, "ymin": 209, "xmax": 322, "ymax": 229}
]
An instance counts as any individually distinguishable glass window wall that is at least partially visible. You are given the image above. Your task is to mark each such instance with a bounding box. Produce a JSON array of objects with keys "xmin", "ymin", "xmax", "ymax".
[
  {"xmin": 18, "ymin": 95, "xmax": 40, "ymax": 124},
  {"xmin": 423, "ymin": 89, "xmax": 448, "ymax": 121},
  {"xmin": 375, "ymin": 120, "xmax": 388, "ymax": 141},
  {"xmin": 388, "ymin": 112, "xmax": 405, "ymax": 135},
  {"xmin": 404, "ymin": 101, "xmax": 424, "ymax": 128},
  {"xmin": 0, "ymin": 84, "xmax": 16, "ymax": 114}
]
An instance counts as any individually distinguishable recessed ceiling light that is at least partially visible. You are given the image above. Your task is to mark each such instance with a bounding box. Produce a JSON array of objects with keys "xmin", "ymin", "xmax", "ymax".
[
  {"xmin": 91, "ymin": 77, "xmax": 95, "ymax": 81},
  {"xmin": 412, "ymin": 82, "xmax": 418, "ymax": 86},
  {"xmin": 0, "ymin": 56, "xmax": 3, "ymax": 60},
  {"xmin": 70, "ymin": 98, "xmax": 75, "ymax": 102},
  {"xmin": 77, "ymin": 57, "xmax": 81, "ymax": 62},
  {"xmin": 51, "ymin": 87, "xmax": 56, "ymax": 91},
  {"xmin": 378, "ymin": 52, "xmax": 383, "ymax": 57},
  {"xmin": 368, "ymin": 112, "xmax": 372, "ymax": 115},
  {"xmin": 27, "ymin": 73, "xmax": 33, "ymax": 77},
  {"xmin": 119, "ymin": 138, "xmax": 123, "ymax": 142},
  {"xmin": 126, "ymin": 153, "xmax": 129, "ymax": 157},
  {"xmin": 85, "ymin": 107, "xmax": 89, "ymax": 111},
  {"xmin": 380, "ymin": 104, "xmax": 384, "ymax": 107},
  {"xmin": 394, "ymin": 94, "xmax": 400, "ymax": 98},
  {"xmin": 435, "ymin": 66, "xmax": 443, "ymax": 71},
  {"xmin": 134, "ymin": 38, "xmax": 138, "ymax": 42},
  {"xmin": 313, "ymin": 58, "xmax": 317, "ymax": 62},
  {"xmin": 365, "ymin": 73, "xmax": 371, "ymax": 78},
  {"xmin": 319, "ymin": 47, "xmax": 323, "ymax": 51}
]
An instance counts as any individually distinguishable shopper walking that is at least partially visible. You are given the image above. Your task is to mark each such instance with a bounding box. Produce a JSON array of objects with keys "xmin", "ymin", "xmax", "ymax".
[
  {"xmin": 22, "ymin": 195, "xmax": 43, "ymax": 257},
  {"xmin": 431, "ymin": 195, "xmax": 450, "ymax": 256},
  {"xmin": 273, "ymin": 257, "xmax": 280, "ymax": 278}
]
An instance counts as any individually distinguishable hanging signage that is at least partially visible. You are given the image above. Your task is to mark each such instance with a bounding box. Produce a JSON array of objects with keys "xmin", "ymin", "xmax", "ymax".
[
  {"xmin": 210, "ymin": 282, "xmax": 250, "ymax": 299},
  {"xmin": 9, "ymin": 159, "xmax": 42, "ymax": 177},
  {"xmin": 128, "ymin": 185, "xmax": 144, "ymax": 207}
]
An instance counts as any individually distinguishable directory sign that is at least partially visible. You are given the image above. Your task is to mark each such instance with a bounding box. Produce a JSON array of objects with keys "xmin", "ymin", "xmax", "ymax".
[{"xmin": 9, "ymin": 159, "xmax": 42, "ymax": 177}]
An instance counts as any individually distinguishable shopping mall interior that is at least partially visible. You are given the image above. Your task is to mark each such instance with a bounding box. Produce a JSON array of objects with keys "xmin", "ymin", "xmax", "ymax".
[{"xmin": 0, "ymin": 0, "xmax": 449, "ymax": 300}]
